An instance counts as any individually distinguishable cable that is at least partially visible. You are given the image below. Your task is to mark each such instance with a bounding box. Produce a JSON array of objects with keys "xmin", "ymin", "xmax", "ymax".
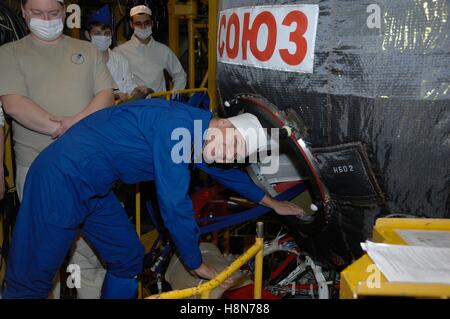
[{"xmin": 0, "ymin": 1, "xmax": 27, "ymax": 45}]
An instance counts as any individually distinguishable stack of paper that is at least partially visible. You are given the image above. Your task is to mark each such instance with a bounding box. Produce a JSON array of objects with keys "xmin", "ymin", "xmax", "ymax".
[
  {"xmin": 361, "ymin": 240, "xmax": 450, "ymax": 285},
  {"xmin": 396, "ymin": 230, "xmax": 450, "ymax": 248}
]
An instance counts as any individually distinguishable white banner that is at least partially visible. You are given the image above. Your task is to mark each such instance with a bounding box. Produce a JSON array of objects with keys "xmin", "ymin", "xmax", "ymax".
[{"xmin": 217, "ymin": 4, "xmax": 319, "ymax": 73}]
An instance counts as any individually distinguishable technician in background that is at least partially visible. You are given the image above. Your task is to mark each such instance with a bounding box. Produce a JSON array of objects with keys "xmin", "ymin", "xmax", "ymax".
[
  {"xmin": 0, "ymin": 0, "xmax": 116, "ymax": 298},
  {"xmin": 115, "ymin": 5, "xmax": 187, "ymax": 93},
  {"xmin": 85, "ymin": 5, "xmax": 151, "ymax": 102}
]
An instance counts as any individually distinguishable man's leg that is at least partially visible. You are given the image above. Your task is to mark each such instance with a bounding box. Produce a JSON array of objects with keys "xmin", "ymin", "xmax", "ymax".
[
  {"xmin": 81, "ymin": 193, "xmax": 144, "ymax": 299},
  {"xmin": 3, "ymin": 189, "xmax": 77, "ymax": 298},
  {"xmin": 14, "ymin": 164, "xmax": 62, "ymax": 299}
]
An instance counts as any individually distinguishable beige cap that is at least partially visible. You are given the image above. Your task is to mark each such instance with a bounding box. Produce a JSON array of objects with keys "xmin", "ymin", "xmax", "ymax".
[
  {"xmin": 227, "ymin": 113, "xmax": 267, "ymax": 157},
  {"xmin": 130, "ymin": 5, "xmax": 152, "ymax": 17}
]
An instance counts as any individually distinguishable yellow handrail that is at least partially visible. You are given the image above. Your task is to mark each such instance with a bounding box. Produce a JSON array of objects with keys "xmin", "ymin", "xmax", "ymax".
[
  {"xmin": 147, "ymin": 222, "xmax": 265, "ymax": 299},
  {"xmin": 135, "ymin": 184, "xmax": 143, "ymax": 299},
  {"xmin": 149, "ymin": 88, "xmax": 210, "ymax": 102}
]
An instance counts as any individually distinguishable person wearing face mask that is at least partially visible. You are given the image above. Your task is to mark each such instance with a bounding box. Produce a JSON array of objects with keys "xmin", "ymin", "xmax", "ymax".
[
  {"xmin": 85, "ymin": 5, "xmax": 151, "ymax": 102},
  {"xmin": 114, "ymin": 5, "xmax": 187, "ymax": 93},
  {"xmin": 0, "ymin": 0, "xmax": 116, "ymax": 298}
]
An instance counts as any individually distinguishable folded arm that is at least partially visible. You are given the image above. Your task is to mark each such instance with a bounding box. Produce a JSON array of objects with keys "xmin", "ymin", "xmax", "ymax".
[
  {"xmin": 1, "ymin": 95, "xmax": 60, "ymax": 136},
  {"xmin": 51, "ymin": 88, "xmax": 114, "ymax": 138}
]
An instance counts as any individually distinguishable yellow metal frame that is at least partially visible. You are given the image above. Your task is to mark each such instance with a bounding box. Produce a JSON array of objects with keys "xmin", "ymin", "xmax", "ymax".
[
  {"xmin": 341, "ymin": 254, "xmax": 450, "ymax": 299},
  {"xmin": 146, "ymin": 222, "xmax": 265, "ymax": 299},
  {"xmin": 372, "ymin": 218, "xmax": 450, "ymax": 244},
  {"xmin": 167, "ymin": 0, "xmax": 218, "ymax": 109},
  {"xmin": 168, "ymin": 0, "xmax": 198, "ymax": 89},
  {"xmin": 1, "ymin": 121, "xmax": 16, "ymax": 286},
  {"xmin": 3, "ymin": 121, "xmax": 14, "ymax": 197},
  {"xmin": 135, "ymin": 183, "xmax": 143, "ymax": 299},
  {"xmin": 207, "ymin": 0, "xmax": 218, "ymax": 110},
  {"xmin": 149, "ymin": 87, "xmax": 210, "ymax": 102},
  {"xmin": 340, "ymin": 218, "xmax": 450, "ymax": 299}
]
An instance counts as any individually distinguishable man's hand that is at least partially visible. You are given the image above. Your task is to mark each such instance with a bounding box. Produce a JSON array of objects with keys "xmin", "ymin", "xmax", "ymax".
[
  {"xmin": 115, "ymin": 92, "xmax": 129, "ymax": 103},
  {"xmin": 270, "ymin": 200, "xmax": 305, "ymax": 216},
  {"xmin": 50, "ymin": 115, "xmax": 81, "ymax": 139},
  {"xmin": 131, "ymin": 86, "xmax": 153, "ymax": 98},
  {"xmin": 139, "ymin": 86, "xmax": 154, "ymax": 95},
  {"xmin": 260, "ymin": 195, "xmax": 304, "ymax": 216},
  {"xmin": 192, "ymin": 263, "xmax": 235, "ymax": 289}
]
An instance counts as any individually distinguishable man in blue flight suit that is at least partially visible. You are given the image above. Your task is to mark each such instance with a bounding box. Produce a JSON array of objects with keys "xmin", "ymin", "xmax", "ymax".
[{"xmin": 3, "ymin": 99, "xmax": 303, "ymax": 299}]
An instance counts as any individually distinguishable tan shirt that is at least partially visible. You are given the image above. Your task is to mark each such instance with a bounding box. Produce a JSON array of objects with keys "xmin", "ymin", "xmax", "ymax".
[{"xmin": 0, "ymin": 35, "xmax": 116, "ymax": 166}]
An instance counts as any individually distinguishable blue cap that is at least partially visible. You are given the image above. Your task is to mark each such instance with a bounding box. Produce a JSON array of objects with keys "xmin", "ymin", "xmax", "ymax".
[{"xmin": 88, "ymin": 5, "xmax": 112, "ymax": 26}]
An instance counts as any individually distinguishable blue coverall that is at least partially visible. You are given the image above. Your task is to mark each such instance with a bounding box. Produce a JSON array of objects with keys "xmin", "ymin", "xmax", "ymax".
[{"xmin": 3, "ymin": 99, "xmax": 265, "ymax": 299}]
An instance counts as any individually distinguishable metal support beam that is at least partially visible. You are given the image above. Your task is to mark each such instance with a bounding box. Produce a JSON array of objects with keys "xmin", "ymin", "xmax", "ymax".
[
  {"xmin": 167, "ymin": 0, "xmax": 180, "ymax": 57},
  {"xmin": 135, "ymin": 184, "xmax": 142, "ymax": 299},
  {"xmin": 187, "ymin": 8, "xmax": 196, "ymax": 89},
  {"xmin": 254, "ymin": 222, "xmax": 264, "ymax": 299},
  {"xmin": 208, "ymin": 0, "xmax": 218, "ymax": 110}
]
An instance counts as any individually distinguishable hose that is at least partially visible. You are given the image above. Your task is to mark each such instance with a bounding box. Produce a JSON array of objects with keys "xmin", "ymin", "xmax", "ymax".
[{"xmin": 0, "ymin": 1, "xmax": 27, "ymax": 45}]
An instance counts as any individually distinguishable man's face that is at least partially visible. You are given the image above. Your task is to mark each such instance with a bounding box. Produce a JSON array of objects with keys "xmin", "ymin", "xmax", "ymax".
[
  {"xmin": 203, "ymin": 119, "xmax": 246, "ymax": 164},
  {"xmin": 22, "ymin": 0, "xmax": 64, "ymax": 23},
  {"xmin": 131, "ymin": 14, "xmax": 153, "ymax": 30},
  {"xmin": 90, "ymin": 25, "xmax": 112, "ymax": 38}
]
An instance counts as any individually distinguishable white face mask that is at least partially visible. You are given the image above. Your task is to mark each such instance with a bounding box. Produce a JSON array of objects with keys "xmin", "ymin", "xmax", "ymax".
[
  {"xmin": 134, "ymin": 26, "xmax": 152, "ymax": 40},
  {"xmin": 29, "ymin": 18, "xmax": 64, "ymax": 42},
  {"xmin": 91, "ymin": 35, "xmax": 112, "ymax": 52}
]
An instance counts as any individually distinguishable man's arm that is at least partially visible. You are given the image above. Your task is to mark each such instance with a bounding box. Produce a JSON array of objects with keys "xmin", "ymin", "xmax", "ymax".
[
  {"xmin": 152, "ymin": 126, "xmax": 226, "ymax": 281},
  {"xmin": 0, "ymin": 46, "xmax": 59, "ymax": 136},
  {"xmin": 151, "ymin": 120, "xmax": 203, "ymax": 271},
  {"xmin": 76, "ymin": 88, "xmax": 114, "ymax": 120},
  {"xmin": 0, "ymin": 45, "xmax": 61, "ymax": 137},
  {"xmin": 165, "ymin": 49, "xmax": 187, "ymax": 91},
  {"xmin": 1, "ymin": 95, "xmax": 60, "ymax": 136},
  {"xmin": 51, "ymin": 88, "xmax": 114, "ymax": 138},
  {"xmin": 194, "ymin": 162, "xmax": 265, "ymax": 202},
  {"xmin": 195, "ymin": 162, "xmax": 304, "ymax": 216}
]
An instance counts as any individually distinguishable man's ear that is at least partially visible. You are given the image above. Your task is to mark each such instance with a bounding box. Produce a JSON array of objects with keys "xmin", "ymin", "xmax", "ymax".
[
  {"xmin": 219, "ymin": 118, "xmax": 233, "ymax": 128},
  {"xmin": 21, "ymin": 5, "xmax": 26, "ymax": 20},
  {"xmin": 84, "ymin": 30, "xmax": 91, "ymax": 40},
  {"xmin": 129, "ymin": 21, "xmax": 134, "ymax": 30}
]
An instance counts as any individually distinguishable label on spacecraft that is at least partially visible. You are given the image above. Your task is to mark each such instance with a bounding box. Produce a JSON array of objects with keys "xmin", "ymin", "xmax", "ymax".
[{"xmin": 217, "ymin": 4, "xmax": 319, "ymax": 73}]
